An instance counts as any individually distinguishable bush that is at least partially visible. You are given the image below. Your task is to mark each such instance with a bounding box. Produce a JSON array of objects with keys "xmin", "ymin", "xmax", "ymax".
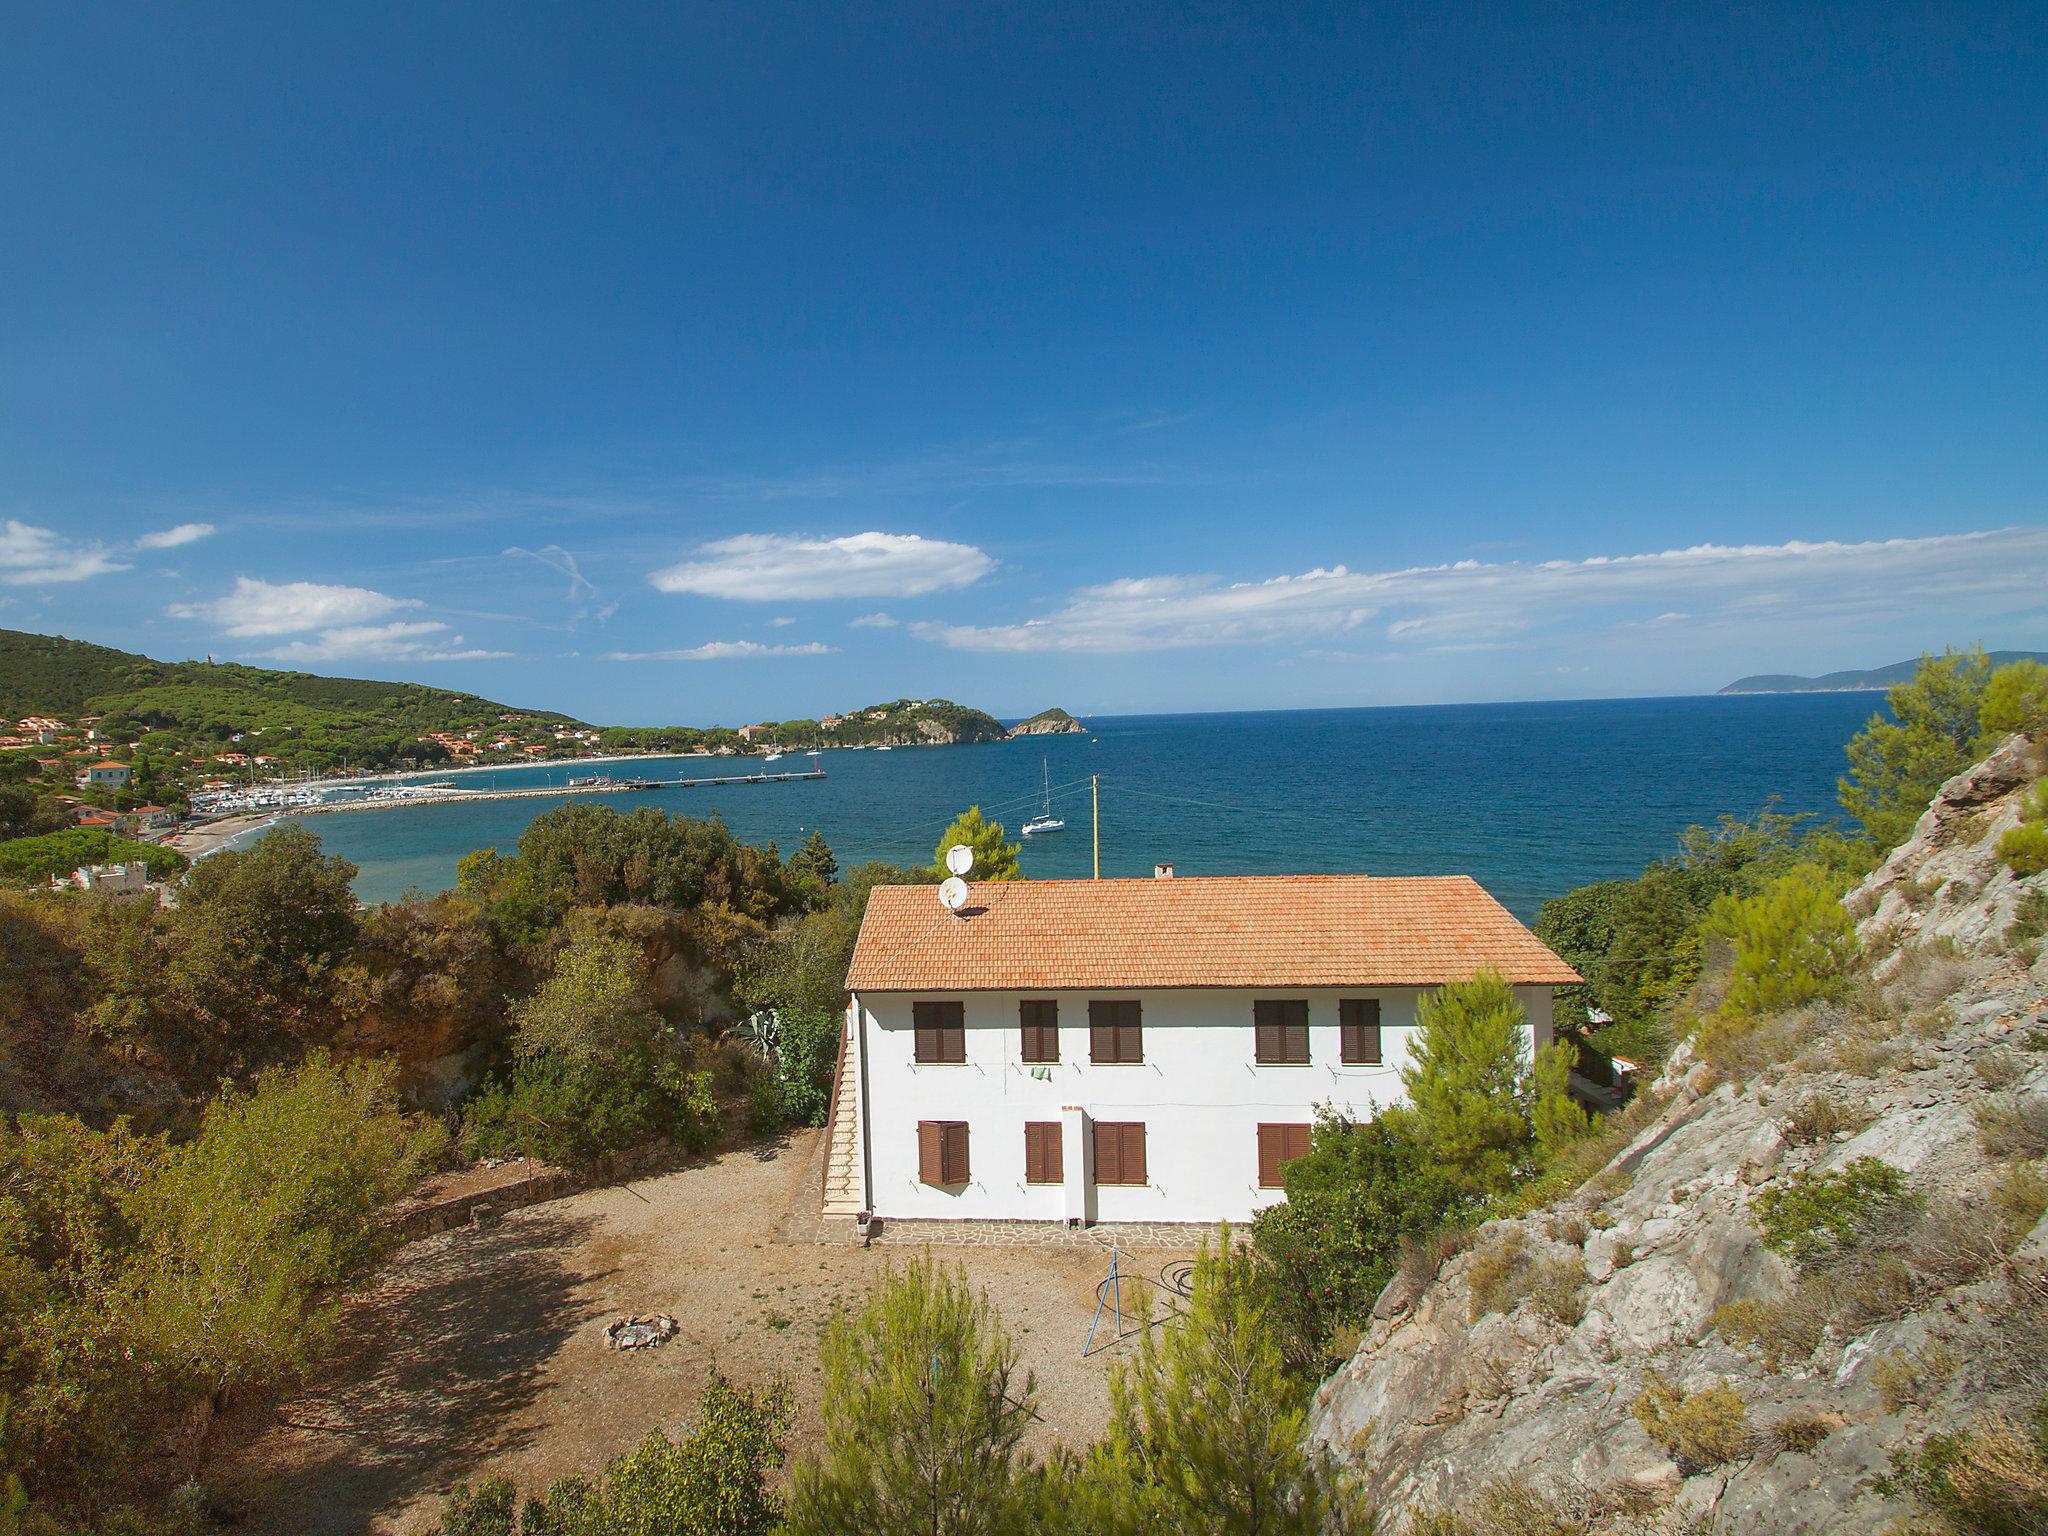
[
  {"xmin": 1783, "ymin": 1093, "xmax": 1873, "ymax": 1146},
  {"xmin": 1839, "ymin": 646, "xmax": 1994, "ymax": 851},
  {"xmin": 463, "ymin": 1051, "xmax": 716, "ymax": 1170},
  {"xmin": 1630, "ymin": 1372, "xmax": 1750, "ymax": 1473},
  {"xmin": 1248, "ymin": 1112, "xmax": 1465, "ymax": 1372},
  {"xmin": 1981, "ymin": 659, "xmax": 2048, "ymax": 740},
  {"xmin": 509, "ymin": 932, "xmax": 666, "ymax": 1064},
  {"xmin": 1753, "ymin": 1157, "xmax": 1911, "ymax": 1263},
  {"xmin": 1999, "ymin": 822, "xmax": 2048, "ymax": 879},
  {"xmin": 1464, "ymin": 1232, "xmax": 1583, "ymax": 1326},
  {"xmin": 1701, "ymin": 864, "xmax": 1858, "ymax": 1024},
  {"xmin": 769, "ymin": 1008, "xmax": 841, "ymax": 1129},
  {"xmin": 436, "ymin": 1371, "xmax": 790, "ymax": 1536},
  {"xmin": 1975, "ymin": 1096, "xmax": 2048, "ymax": 1161},
  {"xmin": 1773, "ymin": 1409, "xmax": 1842, "ymax": 1454},
  {"xmin": 1879, "ymin": 1399, "xmax": 2048, "ymax": 1535}
]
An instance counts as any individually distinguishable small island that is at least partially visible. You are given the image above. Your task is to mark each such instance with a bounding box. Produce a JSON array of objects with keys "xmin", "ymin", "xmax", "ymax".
[{"xmin": 1006, "ymin": 706, "xmax": 1086, "ymax": 737}]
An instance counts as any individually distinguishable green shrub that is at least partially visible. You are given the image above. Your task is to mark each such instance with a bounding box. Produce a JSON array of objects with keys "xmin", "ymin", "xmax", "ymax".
[
  {"xmin": 1752, "ymin": 1158, "xmax": 1911, "ymax": 1262},
  {"xmin": 1248, "ymin": 1112, "xmax": 1465, "ymax": 1372},
  {"xmin": 1774, "ymin": 1409, "xmax": 1841, "ymax": 1454},
  {"xmin": 1999, "ymin": 822, "xmax": 2048, "ymax": 878},
  {"xmin": 1630, "ymin": 1372, "xmax": 1750, "ymax": 1473},
  {"xmin": 770, "ymin": 1009, "xmax": 841, "ymax": 1129},
  {"xmin": 1981, "ymin": 659, "xmax": 2048, "ymax": 740},
  {"xmin": 462, "ymin": 1052, "xmax": 716, "ymax": 1170},
  {"xmin": 1839, "ymin": 646, "xmax": 1994, "ymax": 851},
  {"xmin": 1701, "ymin": 864, "xmax": 1858, "ymax": 1024},
  {"xmin": 437, "ymin": 1371, "xmax": 790, "ymax": 1536},
  {"xmin": 1878, "ymin": 1398, "xmax": 2048, "ymax": 1535}
]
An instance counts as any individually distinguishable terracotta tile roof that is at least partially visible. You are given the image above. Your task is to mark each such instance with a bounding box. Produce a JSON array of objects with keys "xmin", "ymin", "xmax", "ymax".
[{"xmin": 845, "ymin": 874, "xmax": 1581, "ymax": 992}]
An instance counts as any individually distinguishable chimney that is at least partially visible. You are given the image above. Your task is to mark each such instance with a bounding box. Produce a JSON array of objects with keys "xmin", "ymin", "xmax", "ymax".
[{"xmin": 1153, "ymin": 863, "xmax": 1175, "ymax": 879}]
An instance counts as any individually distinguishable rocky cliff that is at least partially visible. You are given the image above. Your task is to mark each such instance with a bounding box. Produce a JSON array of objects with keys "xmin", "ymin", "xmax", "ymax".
[
  {"xmin": 1008, "ymin": 707, "xmax": 1086, "ymax": 737},
  {"xmin": 1309, "ymin": 734, "xmax": 2048, "ymax": 1533}
]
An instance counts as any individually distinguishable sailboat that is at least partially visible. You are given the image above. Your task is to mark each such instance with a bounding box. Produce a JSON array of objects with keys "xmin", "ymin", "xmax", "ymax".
[{"xmin": 1020, "ymin": 757, "xmax": 1065, "ymax": 836}]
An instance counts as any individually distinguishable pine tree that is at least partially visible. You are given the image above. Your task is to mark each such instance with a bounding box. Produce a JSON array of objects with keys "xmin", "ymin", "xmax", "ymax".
[
  {"xmin": 1399, "ymin": 969, "xmax": 1532, "ymax": 1195},
  {"xmin": 1838, "ymin": 645, "xmax": 1993, "ymax": 850},
  {"xmin": 790, "ymin": 1254, "xmax": 1037, "ymax": 1535},
  {"xmin": 792, "ymin": 829, "xmax": 839, "ymax": 889},
  {"xmin": 1075, "ymin": 1236, "xmax": 1375, "ymax": 1534},
  {"xmin": 932, "ymin": 806, "xmax": 1021, "ymax": 881}
]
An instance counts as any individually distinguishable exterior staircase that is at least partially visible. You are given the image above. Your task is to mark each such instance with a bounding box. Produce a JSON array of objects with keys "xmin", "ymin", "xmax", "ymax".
[{"xmin": 821, "ymin": 1011, "xmax": 863, "ymax": 1218}]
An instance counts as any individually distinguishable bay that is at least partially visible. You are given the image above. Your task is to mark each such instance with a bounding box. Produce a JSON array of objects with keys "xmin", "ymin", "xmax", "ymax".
[{"xmin": 264, "ymin": 693, "xmax": 1880, "ymax": 918}]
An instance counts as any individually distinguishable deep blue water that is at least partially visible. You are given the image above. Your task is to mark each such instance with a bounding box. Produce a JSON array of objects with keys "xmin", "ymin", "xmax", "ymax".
[{"xmin": 266, "ymin": 694, "xmax": 1880, "ymax": 918}]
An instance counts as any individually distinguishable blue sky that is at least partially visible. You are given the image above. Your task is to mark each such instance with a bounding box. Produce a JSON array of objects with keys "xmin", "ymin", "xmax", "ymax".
[{"xmin": 2, "ymin": 2, "xmax": 2043, "ymax": 724}]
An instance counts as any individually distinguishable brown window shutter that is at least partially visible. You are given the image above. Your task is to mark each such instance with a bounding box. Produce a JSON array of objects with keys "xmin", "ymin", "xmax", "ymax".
[
  {"xmin": 1089, "ymin": 1001, "xmax": 1114, "ymax": 1063},
  {"xmin": 1284, "ymin": 1001, "xmax": 1309, "ymax": 1065},
  {"xmin": 1119, "ymin": 1002, "xmax": 1142, "ymax": 1063},
  {"xmin": 1092, "ymin": 1120, "xmax": 1119, "ymax": 1184},
  {"xmin": 1258, "ymin": 1122, "xmax": 1312, "ymax": 1188},
  {"xmin": 915, "ymin": 1001, "xmax": 964, "ymax": 1063},
  {"xmin": 1124, "ymin": 1123, "xmax": 1146, "ymax": 1186},
  {"xmin": 1257, "ymin": 1124, "xmax": 1281, "ymax": 1187},
  {"xmin": 918, "ymin": 1120, "xmax": 942, "ymax": 1185},
  {"xmin": 1254, "ymin": 999, "xmax": 1277, "ymax": 1062},
  {"xmin": 942, "ymin": 1122, "xmax": 969, "ymax": 1184},
  {"xmin": 1024, "ymin": 1122, "xmax": 1061, "ymax": 1183},
  {"xmin": 1341, "ymin": 999, "xmax": 1383, "ymax": 1064},
  {"xmin": 944, "ymin": 1006, "xmax": 964, "ymax": 1062},
  {"xmin": 1020, "ymin": 1000, "xmax": 1058, "ymax": 1063}
]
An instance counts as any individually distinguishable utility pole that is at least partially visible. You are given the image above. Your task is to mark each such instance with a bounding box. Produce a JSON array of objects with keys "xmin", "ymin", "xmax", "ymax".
[{"xmin": 1092, "ymin": 774, "xmax": 1100, "ymax": 879}]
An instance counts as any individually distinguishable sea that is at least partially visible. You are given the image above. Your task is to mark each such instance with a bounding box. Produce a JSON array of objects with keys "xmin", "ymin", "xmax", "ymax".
[{"xmin": 254, "ymin": 693, "xmax": 1880, "ymax": 919}]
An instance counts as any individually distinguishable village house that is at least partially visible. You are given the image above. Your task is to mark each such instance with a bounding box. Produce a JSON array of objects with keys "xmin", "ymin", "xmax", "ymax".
[
  {"xmin": 834, "ymin": 871, "xmax": 1579, "ymax": 1228},
  {"xmin": 74, "ymin": 762, "xmax": 132, "ymax": 790}
]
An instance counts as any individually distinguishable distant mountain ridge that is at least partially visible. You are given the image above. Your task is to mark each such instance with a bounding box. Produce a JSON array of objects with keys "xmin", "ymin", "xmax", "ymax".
[{"xmin": 1719, "ymin": 650, "xmax": 2048, "ymax": 695}]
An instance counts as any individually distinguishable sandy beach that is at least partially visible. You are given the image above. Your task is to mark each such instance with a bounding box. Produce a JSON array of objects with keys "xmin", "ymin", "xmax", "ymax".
[{"xmin": 163, "ymin": 813, "xmax": 284, "ymax": 860}]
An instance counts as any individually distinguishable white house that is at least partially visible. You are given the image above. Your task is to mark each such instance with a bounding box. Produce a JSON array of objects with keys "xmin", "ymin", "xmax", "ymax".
[
  {"xmin": 75, "ymin": 762, "xmax": 132, "ymax": 790},
  {"xmin": 837, "ymin": 872, "xmax": 1581, "ymax": 1227}
]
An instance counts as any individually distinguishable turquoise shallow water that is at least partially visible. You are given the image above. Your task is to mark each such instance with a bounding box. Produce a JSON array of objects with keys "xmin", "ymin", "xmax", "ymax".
[{"xmin": 268, "ymin": 693, "xmax": 1879, "ymax": 918}]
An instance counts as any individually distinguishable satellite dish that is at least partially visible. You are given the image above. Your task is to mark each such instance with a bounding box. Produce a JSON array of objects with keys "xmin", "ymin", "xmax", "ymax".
[
  {"xmin": 939, "ymin": 877, "xmax": 969, "ymax": 911},
  {"xmin": 945, "ymin": 844, "xmax": 974, "ymax": 876}
]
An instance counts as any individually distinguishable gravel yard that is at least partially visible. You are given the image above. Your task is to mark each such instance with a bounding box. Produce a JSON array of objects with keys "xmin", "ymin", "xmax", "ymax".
[{"xmin": 214, "ymin": 1129, "xmax": 1197, "ymax": 1535}]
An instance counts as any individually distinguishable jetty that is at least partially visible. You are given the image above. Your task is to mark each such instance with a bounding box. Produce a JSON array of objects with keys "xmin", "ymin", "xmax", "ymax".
[{"xmin": 278, "ymin": 766, "xmax": 827, "ymax": 817}]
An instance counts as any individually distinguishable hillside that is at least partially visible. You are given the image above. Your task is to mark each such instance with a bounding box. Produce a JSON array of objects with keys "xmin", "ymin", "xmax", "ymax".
[
  {"xmin": 1720, "ymin": 650, "xmax": 2048, "ymax": 694},
  {"xmin": 0, "ymin": 626, "xmax": 573, "ymax": 732},
  {"xmin": 1007, "ymin": 706, "xmax": 1086, "ymax": 736},
  {"xmin": 1310, "ymin": 733, "xmax": 2048, "ymax": 1532}
]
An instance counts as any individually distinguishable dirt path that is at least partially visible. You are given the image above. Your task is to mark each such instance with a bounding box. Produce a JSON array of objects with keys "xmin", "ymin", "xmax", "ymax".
[{"xmin": 215, "ymin": 1131, "xmax": 1191, "ymax": 1534}]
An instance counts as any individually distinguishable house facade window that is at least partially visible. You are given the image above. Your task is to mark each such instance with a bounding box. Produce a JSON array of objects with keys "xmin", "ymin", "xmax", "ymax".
[
  {"xmin": 1256, "ymin": 1122, "xmax": 1313, "ymax": 1188},
  {"xmin": 1089, "ymin": 1000, "xmax": 1143, "ymax": 1063},
  {"xmin": 918, "ymin": 1120, "xmax": 970, "ymax": 1185},
  {"xmin": 1019, "ymin": 999, "xmax": 1059, "ymax": 1063},
  {"xmin": 1339, "ymin": 998, "xmax": 1382, "ymax": 1065},
  {"xmin": 1092, "ymin": 1121, "xmax": 1147, "ymax": 1185},
  {"xmin": 1023, "ymin": 1121, "xmax": 1063, "ymax": 1183},
  {"xmin": 913, "ymin": 1001, "xmax": 966, "ymax": 1063},
  {"xmin": 1253, "ymin": 999, "xmax": 1310, "ymax": 1064}
]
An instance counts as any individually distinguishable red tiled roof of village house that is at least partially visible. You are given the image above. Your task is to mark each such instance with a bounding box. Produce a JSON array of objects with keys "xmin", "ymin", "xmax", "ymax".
[{"xmin": 845, "ymin": 874, "xmax": 1581, "ymax": 992}]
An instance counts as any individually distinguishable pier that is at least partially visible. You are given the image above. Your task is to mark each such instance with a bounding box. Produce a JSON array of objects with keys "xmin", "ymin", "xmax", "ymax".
[{"xmin": 284, "ymin": 767, "xmax": 827, "ymax": 817}]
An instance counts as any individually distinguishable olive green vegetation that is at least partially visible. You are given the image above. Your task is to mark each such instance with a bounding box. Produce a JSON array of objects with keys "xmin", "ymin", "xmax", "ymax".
[
  {"xmin": 931, "ymin": 805, "xmax": 1021, "ymax": 881},
  {"xmin": 1998, "ymin": 781, "xmax": 2048, "ymax": 878},
  {"xmin": 0, "ymin": 803, "xmax": 935, "ymax": 1529},
  {"xmin": 435, "ymin": 1372, "xmax": 792, "ymax": 1536},
  {"xmin": 0, "ymin": 1054, "xmax": 445, "ymax": 1518},
  {"xmin": 468, "ymin": 1244, "xmax": 1372, "ymax": 1536},
  {"xmin": 0, "ymin": 828, "xmax": 187, "ymax": 883}
]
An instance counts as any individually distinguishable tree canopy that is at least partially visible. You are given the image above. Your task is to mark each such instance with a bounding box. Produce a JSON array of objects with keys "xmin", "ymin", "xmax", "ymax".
[{"xmin": 933, "ymin": 806, "xmax": 1021, "ymax": 882}]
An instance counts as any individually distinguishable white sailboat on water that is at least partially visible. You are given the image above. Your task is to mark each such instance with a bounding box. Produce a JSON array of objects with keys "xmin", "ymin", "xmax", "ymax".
[{"xmin": 1020, "ymin": 757, "xmax": 1065, "ymax": 836}]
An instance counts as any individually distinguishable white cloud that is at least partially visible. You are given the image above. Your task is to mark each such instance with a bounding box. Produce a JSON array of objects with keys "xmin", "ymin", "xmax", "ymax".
[
  {"xmin": 168, "ymin": 576, "xmax": 421, "ymax": 636},
  {"xmin": 849, "ymin": 611, "xmax": 899, "ymax": 628},
  {"xmin": 136, "ymin": 522, "xmax": 215, "ymax": 550},
  {"xmin": 913, "ymin": 528, "xmax": 2048, "ymax": 655},
  {"xmin": 769, "ymin": 615, "xmax": 796, "ymax": 627},
  {"xmin": 0, "ymin": 520, "xmax": 129, "ymax": 584},
  {"xmin": 648, "ymin": 531, "xmax": 994, "ymax": 601},
  {"xmin": 606, "ymin": 641, "xmax": 839, "ymax": 661},
  {"xmin": 263, "ymin": 621, "xmax": 507, "ymax": 663}
]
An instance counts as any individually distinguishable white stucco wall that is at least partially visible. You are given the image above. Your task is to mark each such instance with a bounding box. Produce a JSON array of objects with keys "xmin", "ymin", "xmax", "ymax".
[{"xmin": 852, "ymin": 985, "xmax": 1555, "ymax": 1225}]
